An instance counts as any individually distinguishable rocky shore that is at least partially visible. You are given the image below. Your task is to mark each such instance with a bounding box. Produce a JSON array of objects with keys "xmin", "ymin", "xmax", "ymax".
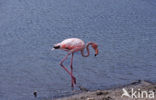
[{"xmin": 55, "ymin": 80, "xmax": 156, "ymax": 100}]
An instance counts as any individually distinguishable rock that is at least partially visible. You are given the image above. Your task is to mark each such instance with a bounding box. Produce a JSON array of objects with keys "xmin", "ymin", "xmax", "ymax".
[
  {"xmin": 96, "ymin": 90, "xmax": 109, "ymax": 96},
  {"xmin": 33, "ymin": 90, "xmax": 37, "ymax": 98}
]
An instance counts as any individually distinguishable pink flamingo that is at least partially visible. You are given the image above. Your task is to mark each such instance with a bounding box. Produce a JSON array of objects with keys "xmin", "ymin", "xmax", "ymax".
[{"xmin": 52, "ymin": 38, "xmax": 98, "ymax": 88}]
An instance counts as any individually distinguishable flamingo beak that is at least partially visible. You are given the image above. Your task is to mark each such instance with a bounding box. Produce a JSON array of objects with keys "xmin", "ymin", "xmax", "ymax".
[
  {"xmin": 91, "ymin": 43, "xmax": 98, "ymax": 56},
  {"xmin": 95, "ymin": 49, "xmax": 98, "ymax": 56}
]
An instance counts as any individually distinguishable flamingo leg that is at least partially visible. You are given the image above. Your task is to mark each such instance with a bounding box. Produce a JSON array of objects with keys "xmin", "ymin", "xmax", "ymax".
[
  {"xmin": 59, "ymin": 52, "xmax": 76, "ymax": 87},
  {"xmin": 70, "ymin": 53, "xmax": 76, "ymax": 88}
]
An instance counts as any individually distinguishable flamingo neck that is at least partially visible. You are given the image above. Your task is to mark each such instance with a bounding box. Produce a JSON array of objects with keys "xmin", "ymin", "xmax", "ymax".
[{"xmin": 81, "ymin": 42, "xmax": 92, "ymax": 57}]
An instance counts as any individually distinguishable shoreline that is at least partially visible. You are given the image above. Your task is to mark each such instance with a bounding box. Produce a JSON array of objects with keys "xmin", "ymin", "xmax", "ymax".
[{"xmin": 55, "ymin": 80, "xmax": 156, "ymax": 100}]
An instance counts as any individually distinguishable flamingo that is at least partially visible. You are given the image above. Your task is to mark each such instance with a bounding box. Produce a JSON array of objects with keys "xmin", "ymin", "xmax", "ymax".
[{"xmin": 52, "ymin": 38, "xmax": 98, "ymax": 88}]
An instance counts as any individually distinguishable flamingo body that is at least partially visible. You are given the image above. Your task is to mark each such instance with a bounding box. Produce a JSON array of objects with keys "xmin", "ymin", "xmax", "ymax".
[{"xmin": 58, "ymin": 38, "xmax": 85, "ymax": 52}]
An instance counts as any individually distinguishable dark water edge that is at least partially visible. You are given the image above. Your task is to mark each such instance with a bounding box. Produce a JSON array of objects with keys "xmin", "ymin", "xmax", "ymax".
[{"xmin": 0, "ymin": 0, "xmax": 156, "ymax": 100}]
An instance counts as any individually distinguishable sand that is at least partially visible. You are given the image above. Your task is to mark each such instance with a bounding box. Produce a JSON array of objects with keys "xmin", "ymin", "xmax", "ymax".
[{"xmin": 55, "ymin": 80, "xmax": 156, "ymax": 100}]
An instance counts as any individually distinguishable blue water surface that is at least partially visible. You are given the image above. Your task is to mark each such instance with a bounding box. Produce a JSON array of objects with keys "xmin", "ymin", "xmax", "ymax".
[{"xmin": 0, "ymin": 0, "xmax": 156, "ymax": 100}]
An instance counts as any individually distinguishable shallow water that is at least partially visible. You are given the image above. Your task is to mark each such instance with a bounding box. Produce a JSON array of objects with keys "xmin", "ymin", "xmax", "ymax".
[{"xmin": 0, "ymin": 0, "xmax": 156, "ymax": 100}]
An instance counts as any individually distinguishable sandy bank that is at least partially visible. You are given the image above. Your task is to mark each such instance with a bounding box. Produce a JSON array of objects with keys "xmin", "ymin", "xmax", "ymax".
[{"xmin": 55, "ymin": 80, "xmax": 156, "ymax": 100}]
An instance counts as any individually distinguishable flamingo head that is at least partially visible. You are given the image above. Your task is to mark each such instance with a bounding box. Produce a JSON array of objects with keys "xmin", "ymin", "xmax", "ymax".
[
  {"xmin": 91, "ymin": 43, "xmax": 99, "ymax": 56},
  {"xmin": 51, "ymin": 43, "xmax": 61, "ymax": 50}
]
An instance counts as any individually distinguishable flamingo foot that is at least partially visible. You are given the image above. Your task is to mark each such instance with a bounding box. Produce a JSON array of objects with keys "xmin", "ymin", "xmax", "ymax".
[
  {"xmin": 71, "ymin": 82, "xmax": 74, "ymax": 88},
  {"xmin": 71, "ymin": 76, "xmax": 76, "ymax": 88},
  {"xmin": 72, "ymin": 76, "xmax": 76, "ymax": 85}
]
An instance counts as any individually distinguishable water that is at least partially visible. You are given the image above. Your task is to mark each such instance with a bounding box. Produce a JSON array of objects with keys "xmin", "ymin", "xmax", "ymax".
[{"xmin": 0, "ymin": 0, "xmax": 156, "ymax": 100}]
